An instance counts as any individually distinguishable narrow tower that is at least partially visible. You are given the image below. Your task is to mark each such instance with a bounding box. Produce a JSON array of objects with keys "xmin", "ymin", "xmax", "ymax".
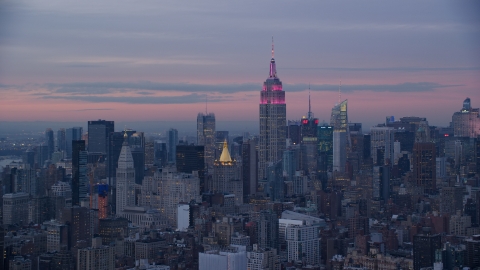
[
  {"xmin": 259, "ymin": 39, "xmax": 287, "ymax": 180},
  {"xmin": 115, "ymin": 131, "xmax": 136, "ymax": 215}
]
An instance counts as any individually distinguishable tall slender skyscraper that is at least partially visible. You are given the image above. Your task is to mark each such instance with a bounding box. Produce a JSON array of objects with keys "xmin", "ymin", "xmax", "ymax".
[
  {"xmin": 57, "ymin": 128, "xmax": 66, "ymax": 152},
  {"xmin": 45, "ymin": 128, "xmax": 54, "ymax": 160},
  {"xmin": 259, "ymin": 40, "xmax": 286, "ymax": 180},
  {"xmin": 168, "ymin": 128, "xmax": 179, "ymax": 164},
  {"xmin": 87, "ymin": 120, "xmax": 114, "ymax": 154},
  {"xmin": 331, "ymin": 100, "xmax": 348, "ymax": 173},
  {"xmin": 72, "ymin": 140, "xmax": 87, "ymax": 206},
  {"xmin": 115, "ymin": 133, "xmax": 136, "ymax": 214},
  {"xmin": 197, "ymin": 113, "xmax": 216, "ymax": 170}
]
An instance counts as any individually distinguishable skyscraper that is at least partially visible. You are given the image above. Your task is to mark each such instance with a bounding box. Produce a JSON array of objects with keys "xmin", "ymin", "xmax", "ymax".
[
  {"xmin": 330, "ymin": 100, "xmax": 348, "ymax": 173},
  {"xmin": 197, "ymin": 113, "xmax": 216, "ymax": 170},
  {"xmin": 57, "ymin": 128, "xmax": 66, "ymax": 152},
  {"xmin": 65, "ymin": 127, "xmax": 83, "ymax": 159},
  {"xmin": 259, "ymin": 41, "xmax": 286, "ymax": 180},
  {"xmin": 242, "ymin": 139, "xmax": 258, "ymax": 200},
  {"xmin": 176, "ymin": 144, "xmax": 205, "ymax": 194},
  {"xmin": 45, "ymin": 128, "xmax": 54, "ymax": 160},
  {"xmin": 168, "ymin": 128, "xmax": 179, "ymax": 164},
  {"xmin": 72, "ymin": 140, "xmax": 87, "ymax": 206},
  {"xmin": 115, "ymin": 134, "xmax": 136, "ymax": 215},
  {"xmin": 87, "ymin": 120, "xmax": 114, "ymax": 154},
  {"xmin": 452, "ymin": 97, "xmax": 480, "ymax": 138},
  {"xmin": 212, "ymin": 141, "xmax": 242, "ymax": 205},
  {"xmin": 413, "ymin": 142, "xmax": 436, "ymax": 194}
]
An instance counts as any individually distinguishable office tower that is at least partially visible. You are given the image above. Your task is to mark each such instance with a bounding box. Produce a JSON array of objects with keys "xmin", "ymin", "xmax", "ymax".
[
  {"xmin": 301, "ymin": 92, "xmax": 319, "ymax": 140},
  {"xmin": 331, "ymin": 100, "xmax": 348, "ymax": 172},
  {"xmin": 465, "ymin": 235, "xmax": 480, "ymax": 269},
  {"xmin": 127, "ymin": 131, "xmax": 145, "ymax": 185},
  {"xmin": 283, "ymin": 149, "xmax": 299, "ymax": 184},
  {"xmin": 247, "ymin": 244, "xmax": 279, "ymax": 270},
  {"xmin": 212, "ymin": 141, "xmax": 242, "ymax": 205},
  {"xmin": 144, "ymin": 141, "xmax": 154, "ymax": 167},
  {"xmin": 199, "ymin": 246, "xmax": 247, "ymax": 270},
  {"xmin": 45, "ymin": 128, "xmax": 54, "ymax": 159},
  {"xmin": 176, "ymin": 145, "xmax": 205, "ymax": 194},
  {"xmin": 266, "ymin": 160, "xmax": 284, "ymax": 202},
  {"xmin": 36, "ymin": 144, "xmax": 49, "ymax": 168},
  {"xmin": 77, "ymin": 237, "xmax": 115, "ymax": 270},
  {"xmin": 302, "ymin": 139, "xmax": 318, "ymax": 175},
  {"xmin": 65, "ymin": 127, "xmax": 83, "ymax": 159},
  {"xmin": 57, "ymin": 128, "xmax": 66, "ymax": 152},
  {"xmin": 97, "ymin": 184, "xmax": 109, "ymax": 219},
  {"xmin": 115, "ymin": 136, "xmax": 136, "ymax": 215},
  {"xmin": 317, "ymin": 124, "xmax": 333, "ymax": 190},
  {"xmin": 413, "ymin": 230, "xmax": 441, "ymax": 270},
  {"xmin": 413, "ymin": 142, "xmax": 436, "ymax": 194},
  {"xmin": 373, "ymin": 166, "xmax": 390, "ymax": 200},
  {"xmin": 452, "ymin": 97, "xmax": 480, "ymax": 138},
  {"xmin": 286, "ymin": 224, "xmax": 321, "ymax": 265},
  {"xmin": 168, "ymin": 128, "xmax": 179, "ymax": 164},
  {"xmin": 106, "ymin": 131, "xmax": 124, "ymax": 186},
  {"xmin": 87, "ymin": 120, "xmax": 114, "ymax": 154},
  {"xmin": 197, "ymin": 113, "xmax": 216, "ymax": 170},
  {"xmin": 154, "ymin": 141, "xmax": 168, "ymax": 168},
  {"xmin": 215, "ymin": 131, "xmax": 229, "ymax": 159},
  {"xmin": 370, "ymin": 126, "xmax": 395, "ymax": 165},
  {"xmin": 242, "ymin": 139, "xmax": 257, "ymax": 199},
  {"xmin": 98, "ymin": 217, "xmax": 128, "ymax": 245},
  {"xmin": 23, "ymin": 149, "xmax": 35, "ymax": 169},
  {"xmin": 259, "ymin": 42, "xmax": 286, "ymax": 180},
  {"xmin": 257, "ymin": 210, "xmax": 279, "ymax": 250},
  {"xmin": 154, "ymin": 168, "xmax": 201, "ymax": 227},
  {"xmin": 2, "ymin": 192, "xmax": 29, "ymax": 226},
  {"xmin": 287, "ymin": 120, "xmax": 301, "ymax": 145},
  {"xmin": 72, "ymin": 140, "xmax": 87, "ymax": 206}
]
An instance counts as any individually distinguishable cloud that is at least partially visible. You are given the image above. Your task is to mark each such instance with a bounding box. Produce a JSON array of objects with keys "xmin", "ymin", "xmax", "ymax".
[
  {"xmin": 42, "ymin": 93, "xmax": 227, "ymax": 104},
  {"xmin": 33, "ymin": 81, "xmax": 459, "ymax": 105},
  {"xmin": 41, "ymin": 81, "xmax": 456, "ymax": 96},
  {"xmin": 283, "ymin": 66, "xmax": 480, "ymax": 72}
]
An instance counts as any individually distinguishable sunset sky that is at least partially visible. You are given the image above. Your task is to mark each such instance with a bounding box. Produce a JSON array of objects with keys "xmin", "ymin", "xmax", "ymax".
[{"xmin": 0, "ymin": 0, "xmax": 479, "ymax": 132}]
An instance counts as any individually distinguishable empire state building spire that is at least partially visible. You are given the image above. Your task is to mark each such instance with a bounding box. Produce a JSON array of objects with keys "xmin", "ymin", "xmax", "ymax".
[
  {"xmin": 259, "ymin": 40, "xmax": 286, "ymax": 180},
  {"xmin": 269, "ymin": 37, "xmax": 277, "ymax": 78}
]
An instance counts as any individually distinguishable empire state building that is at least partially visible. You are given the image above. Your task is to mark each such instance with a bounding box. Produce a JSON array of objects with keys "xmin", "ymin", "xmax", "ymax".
[{"xmin": 259, "ymin": 41, "xmax": 286, "ymax": 180}]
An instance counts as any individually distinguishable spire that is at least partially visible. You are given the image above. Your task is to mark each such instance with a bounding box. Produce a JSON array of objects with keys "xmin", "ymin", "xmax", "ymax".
[
  {"xmin": 307, "ymin": 84, "xmax": 313, "ymax": 119},
  {"xmin": 338, "ymin": 80, "xmax": 342, "ymax": 104},
  {"xmin": 269, "ymin": 37, "xmax": 277, "ymax": 78},
  {"xmin": 219, "ymin": 139, "xmax": 232, "ymax": 163}
]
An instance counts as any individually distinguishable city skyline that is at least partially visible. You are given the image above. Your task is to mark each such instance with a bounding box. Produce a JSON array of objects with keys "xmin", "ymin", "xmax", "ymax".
[{"xmin": 0, "ymin": 0, "xmax": 479, "ymax": 130}]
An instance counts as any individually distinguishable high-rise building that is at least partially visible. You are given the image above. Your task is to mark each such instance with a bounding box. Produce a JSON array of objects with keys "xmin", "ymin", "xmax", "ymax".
[
  {"xmin": 115, "ymin": 135, "xmax": 136, "ymax": 215},
  {"xmin": 2, "ymin": 192, "xmax": 29, "ymax": 226},
  {"xmin": 65, "ymin": 127, "xmax": 83, "ymax": 159},
  {"xmin": 199, "ymin": 246, "xmax": 247, "ymax": 270},
  {"xmin": 413, "ymin": 231, "xmax": 441, "ymax": 270},
  {"xmin": 215, "ymin": 131, "xmax": 229, "ymax": 159},
  {"xmin": 176, "ymin": 144, "xmax": 205, "ymax": 194},
  {"xmin": 197, "ymin": 113, "xmax": 216, "ymax": 170},
  {"xmin": 212, "ymin": 141, "xmax": 242, "ymax": 205},
  {"xmin": 87, "ymin": 120, "xmax": 114, "ymax": 154},
  {"xmin": 286, "ymin": 224, "xmax": 321, "ymax": 265},
  {"xmin": 331, "ymin": 100, "xmax": 348, "ymax": 173},
  {"xmin": 259, "ymin": 42, "xmax": 286, "ymax": 180},
  {"xmin": 257, "ymin": 210, "xmax": 279, "ymax": 251},
  {"xmin": 465, "ymin": 235, "xmax": 480, "ymax": 269},
  {"xmin": 77, "ymin": 237, "xmax": 115, "ymax": 270},
  {"xmin": 72, "ymin": 140, "xmax": 87, "ymax": 206},
  {"xmin": 370, "ymin": 127, "xmax": 395, "ymax": 166},
  {"xmin": 452, "ymin": 97, "xmax": 480, "ymax": 138},
  {"xmin": 45, "ymin": 128, "xmax": 55, "ymax": 160},
  {"xmin": 241, "ymin": 139, "xmax": 257, "ymax": 200},
  {"xmin": 168, "ymin": 128, "xmax": 178, "ymax": 164},
  {"xmin": 266, "ymin": 160, "xmax": 284, "ymax": 202},
  {"xmin": 247, "ymin": 244, "xmax": 279, "ymax": 270},
  {"xmin": 373, "ymin": 166, "xmax": 390, "ymax": 200},
  {"xmin": 413, "ymin": 142, "xmax": 436, "ymax": 194},
  {"xmin": 57, "ymin": 128, "xmax": 66, "ymax": 152}
]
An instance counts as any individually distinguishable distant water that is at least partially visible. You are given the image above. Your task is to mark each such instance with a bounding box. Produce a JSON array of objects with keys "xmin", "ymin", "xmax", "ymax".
[{"xmin": 0, "ymin": 157, "xmax": 22, "ymax": 173}]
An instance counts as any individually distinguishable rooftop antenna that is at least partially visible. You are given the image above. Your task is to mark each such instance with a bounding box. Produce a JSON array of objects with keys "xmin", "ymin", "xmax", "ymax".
[
  {"xmin": 338, "ymin": 80, "xmax": 342, "ymax": 103},
  {"xmin": 271, "ymin": 36, "xmax": 274, "ymax": 58},
  {"xmin": 308, "ymin": 83, "xmax": 312, "ymax": 119},
  {"xmin": 205, "ymin": 95, "xmax": 208, "ymax": 114}
]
